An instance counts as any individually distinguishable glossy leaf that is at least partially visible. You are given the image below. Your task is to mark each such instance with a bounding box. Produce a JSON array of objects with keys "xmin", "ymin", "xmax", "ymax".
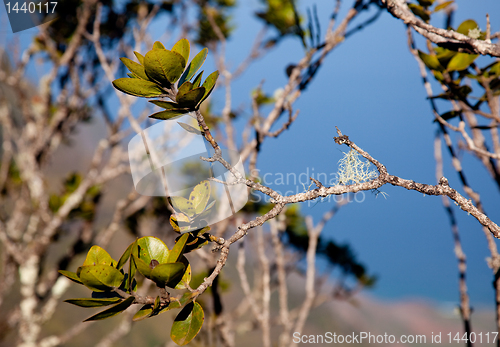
[
  {"xmin": 192, "ymin": 71, "xmax": 204, "ymax": 88},
  {"xmin": 78, "ymin": 265, "xmax": 124, "ymax": 292},
  {"xmin": 131, "ymin": 254, "xmax": 153, "ymax": 278},
  {"xmin": 133, "ymin": 304, "xmax": 155, "ymax": 321},
  {"xmin": 172, "ymin": 38, "xmax": 190, "ymax": 65},
  {"xmin": 177, "ymin": 122, "xmax": 202, "ymax": 135},
  {"xmin": 150, "ymin": 262, "xmax": 186, "ymax": 286},
  {"xmin": 177, "ymin": 87, "xmax": 206, "ymax": 108},
  {"xmin": 112, "ymin": 78, "xmax": 165, "ymax": 97},
  {"xmin": 178, "ymin": 48, "xmax": 208, "ymax": 86},
  {"xmin": 189, "ymin": 180, "xmax": 211, "ymax": 214},
  {"xmin": 120, "ymin": 58, "xmax": 149, "ymax": 80},
  {"xmin": 144, "ymin": 49, "xmax": 186, "ymax": 85},
  {"xmin": 84, "ymin": 296, "xmax": 135, "ymax": 321},
  {"xmin": 172, "ymin": 256, "xmax": 192, "ymax": 290},
  {"xmin": 64, "ymin": 297, "xmax": 122, "ymax": 308},
  {"xmin": 58, "ymin": 270, "xmax": 82, "ymax": 284},
  {"xmin": 457, "ymin": 19, "xmax": 478, "ymax": 35},
  {"xmin": 169, "ymin": 196, "xmax": 196, "ymax": 217},
  {"xmin": 134, "ymin": 51, "xmax": 145, "ymax": 65},
  {"xmin": 116, "ymin": 242, "xmax": 134, "ymax": 270},
  {"xmin": 153, "ymin": 41, "xmax": 166, "ymax": 50},
  {"xmin": 83, "ymin": 246, "xmax": 116, "ymax": 267},
  {"xmin": 418, "ymin": 50, "xmax": 443, "ymax": 71},
  {"xmin": 447, "ymin": 53, "xmax": 478, "ymax": 71},
  {"xmin": 170, "ymin": 302, "xmax": 204, "ymax": 346},
  {"xmin": 198, "ymin": 71, "xmax": 219, "ymax": 106},
  {"xmin": 167, "ymin": 233, "xmax": 189, "ymax": 263},
  {"xmin": 136, "ymin": 236, "xmax": 170, "ymax": 265},
  {"xmin": 150, "ymin": 109, "xmax": 191, "ymax": 120}
]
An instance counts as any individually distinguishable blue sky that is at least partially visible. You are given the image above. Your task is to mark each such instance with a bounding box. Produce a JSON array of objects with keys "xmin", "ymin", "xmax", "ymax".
[{"xmin": 2, "ymin": 0, "xmax": 500, "ymax": 308}]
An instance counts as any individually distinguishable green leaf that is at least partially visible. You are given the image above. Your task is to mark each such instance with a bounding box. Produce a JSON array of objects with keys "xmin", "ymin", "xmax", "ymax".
[
  {"xmin": 417, "ymin": 0, "xmax": 434, "ymax": 7},
  {"xmin": 120, "ymin": 57, "xmax": 149, "ymax": 80},
  {"xmin": 64, "ymin": 297, "xmax": 122, "ymax": 308},
  {"xmin": 170, "ymin": 213, "xmax": 191, "ymax": 233},
  {"xmin": 150, "ymin": 262, "xmax": 186, "ymax": 286},
  {"xmin": 150, "ymin": 110, "xmax": 191, "ymax": 120},
  {"xmin": 408, "ymin": 4, "xmax": 430, "ymax": 22},
  {"xmin": 133, "ymin": 304, "xmax": 154, "ymax": 321},
  {"xmin": 189, "ymin": 180, "xmax": 211, "ymax": 214},
  {"xmin": 116, "ymin": 242, "xmax": 134, "ymax": 270},
  {"xmin": 169, "ymin": 196, "xmax": 196, "ymax": 217},
  {"xmin": 83, "ymin": 246, "xmax": 116, "ymax": 267},
  {"xmin": 58, "ymin": 270, "xmax": 82, "ymax": 284},
  {"xmin": 84, "ymin": 296, "xmax": 135, "ymax": 321},
  {"xmin": 177, "ymin": 81, "xmax": 194, "ymax": 99},
  {"xmin": 173, "ymin": 256, "xmax": 192, "ymax": 290},
  {"xmin": 192, "ymin": 71, "xmax": 204, "ymax": 88},
  {"xmin": 418, "ymin": 50, "xmax": 443, "ymax": 71},
  {"xmin": 167, "ymin": 234, "xmax": 189, "ymax": 263},
  {"xmin": 144, "ymin": 49, "xmax": 186, "ymax": 85},
  {"xmin": 153, "ymin": 41, "xmax": 166, "ymax": 50},
  {"xmin": 457, "ymin": 19, "xmax": 478, "ymax": 35},
  {"xmin": 178, "ymin": 48, "xmax": 208, "ymax": 87},
  {"xmin": 447, "ymin": 53, "xmax": 478, "ymax": 71},
  {"xmin": 177, "ymin": 87, "xmax": 206, "ymax": 108},
  {"xmin": 131, "ymin": 254, "xmax": 152, "ymax": 278},
  {"xmin": 172, "ymin": 38, "xmax": 190, "ymax": 65},
  {"xmin": 112, "ymin": 78, "xmax": 165, "ymax": 97},
  {"xmin": 433, "ymin": 1, "xmax": 453, "ymax": 13},
  {"xmin": 134, "ymin": 51, "xmax": 145, "ymax": 65},
  {"xmin": 78, "ymin": 265, "xmax": 124, "ymax": 292},
  {"xmin": 198, "ymin": 70, "xmax": 219, "ymax": 106},
  {"xmin": 128, "ymin": 240, "xmax": 137, "ymax": 292},
  {"xmin": 170, "ymin": 302, "xmax": 205, "ymax": 346},
  {"xmin": 136, "ymin": 236, "xmax": 170, "ymax": 265},
  {"xmin": 149, "ymin": 100, "xmax": 180, "ymax": 109}
]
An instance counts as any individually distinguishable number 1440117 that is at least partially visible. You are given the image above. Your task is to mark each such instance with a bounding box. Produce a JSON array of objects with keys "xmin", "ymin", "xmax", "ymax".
[
  {"xmin": 5, "ymin": 1, "xmax": 57, "ymax": 14},
  {"xmin": 447, "ymin": 332, "xmax": 498, "ymax": 344}
]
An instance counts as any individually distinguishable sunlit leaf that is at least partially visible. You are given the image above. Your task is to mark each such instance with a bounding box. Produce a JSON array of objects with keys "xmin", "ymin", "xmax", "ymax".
[
  {"xmin": 83, "ymin": 246, "xmax": 116, "ymax": 267},
  {"xmin": 172, "ymin": 38, "xmax": 190, "ymax": 65},
  {"xmin": 131, "ymin": 254, "xmax": 152, "ymax": 278},
  {"xmin": 83, "ymin": 296, "xmax": 135, "ymax": 321},
  {"xmin": 112, "ymin": 78, "xmax": 165, "ymax": 97},
  {"xmin": 78, "ymin": 265, "xmax": 124, "ymax": 292},
  {"xmin": 150, "ymin": 262, "xmax": 186, "ymax": 286},
  {"xmin": 198, "ymin": 71, "xmax": 219, "ymax": 106},
  {"xmin": 144, "ymin": 49, "xmax": 186, "ymax": 85},
  {"xmin": 120, "ymin": 58, "xmax": 149, "ymax": 80},
  {"xmin": 116, "ymin": 242, "xmax": 134, "ymax": 270},
  {"xmin": 447, "ymin": 53, "xmax": 478, "ymax": 71},
  {"xmin": 58, "ymin": 270, "xmax": 82, "ymax": 284},
  {"xmin": 134, "ymin": 51, "xmax": 145, "ymax": 65},
  {"xmin": 433, "ymin": 1, "xmax": 453, "ymax": 13},
  {"xmin": 153, "ymin": 41, "xmax": 166, "ymax": 50},
  {"xmin": 456, "ymin": 19, "xmax": 478, "ymax": 35},
  {"xmin": 178, "ymin": 48, "xmax": 208, "ymax": 87},
  {"xmin": 192, "ymin": 71, "xmax": 204, "ymax": 88},
  {"xmin": 149, "ymin": 110, "xmax": 190, "ymax": 120},
  {"xmin": 418, "ymin": 50, "xmax": 443, "ymax": 71},
  {"xmin": 170, "ymin": 302, "xmax": 204, "ymax": 346},
  {"xmin": 167, "ymin": 234, "xmax": 189, "ymax": 263},
  {"xmin": 189, "ymin": 180, "xmax": 211, "ymax": 214},
  {"xmin": 169, "ymin": 196, "xmax": 196, "ymax": 217},
  {"xmin": 136, "ymin": 236, "xmax": 170, "ymax": 265}
]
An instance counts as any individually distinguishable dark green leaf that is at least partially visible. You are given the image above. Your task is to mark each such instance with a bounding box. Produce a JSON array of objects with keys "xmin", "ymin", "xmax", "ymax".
[
  {"xmin": 177, "ymin": 87, "xmax": 206, "ymax": 108},
  {"xmin": 120, "ymin": 58, "xmax": 149, "ymax": 80},
  {"xmin": 64, "ymin": 297, "xmax": 122, "ymax": 308},
  {"xmin": 153, "ymin": 41, "xmax": 166, "ymax": 50},
  {"xmin": 58, "ymin": 270, "xmax": 82, "ymax": 284},
  {"xmin": 131, "ymin": 254, "xmax": 152, "ymax": 278},
  {"xmin": 172, "ymin": 256, "xmax": 191, "ymax": 290},
  {"xmin": 84, "ymin": 296, "xmax": 135, "ymax": 321},
  {"xmin": 417, "ymin": 0, "xmax": 434, "ymax": 7},
  {"xmin": 133, "ymin": 304, "xmax": 154, "ymax": 321},
  {"xmin": 418, "ymin": 50, "xmax": 443, "ymax": 71},
  {"xmin": 177, "ymin": 81, "xmax": 194, "ymax": 99},
  {"xmin": 172, "ymin": 38, "xmax": 190, "ymax": 65},
  {"xmin": 183, "ymin": 235, "xmax": 209, "ymax": 253},
  {"xmin": 149, "ymin": 100, "xmax": 180, "ymax": 109},
  {"xmin": 447, "ymin": 53, "xmax": 478, "ymax": 71},
  {"xmin": 78, "ymin": 265, "xmax": 124, "ymax": 292},
  {"xmin": 112, "ymin": 78, "xmax": 164, "ymax": 97},
  {"xmin": 170, "ymin": 302, "xmax": 204, "ymax": 346},
  {"xmin": 149, "ymin": 110, "xmax": 190, "ymax": 120},
  {"xmin": 144, "ymin": 49, "xmax": 186, "ymax": 85},
  {"xmin": 178, "ymin": 48, "xmax": 208, "ymax": 87},
  {"xmin": 198, "ymin": 71, "xmax": 219, "ymax": 106},
  {"xmin": 433, "ymin": 111, "xmax": 461, "ymax": 122},
  {"xmin": 150, "ymin": 262, "xmax": 186, "ymax": 286},
  {"xmin": 408, "ymin": 4, "xmax": 430, "ymax": 22}
]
